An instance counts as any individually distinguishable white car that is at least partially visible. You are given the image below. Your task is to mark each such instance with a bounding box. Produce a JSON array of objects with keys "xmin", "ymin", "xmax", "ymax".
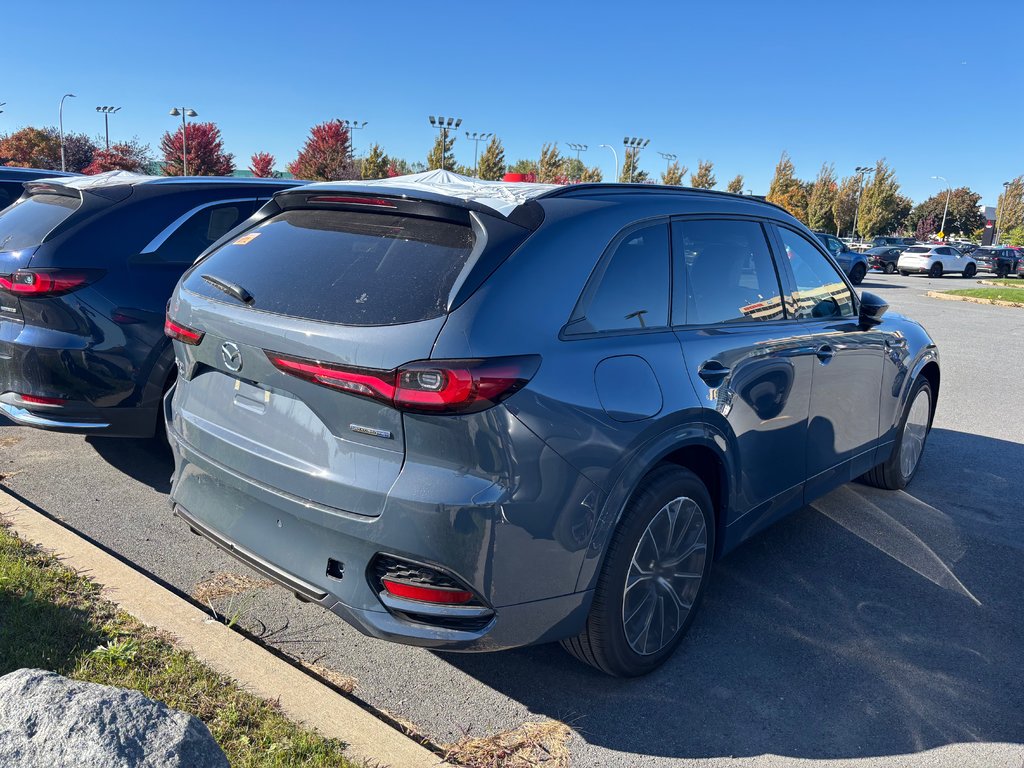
[{"xmin": 897, "ymin": 244, "xmax": 977, "ymax": 278}]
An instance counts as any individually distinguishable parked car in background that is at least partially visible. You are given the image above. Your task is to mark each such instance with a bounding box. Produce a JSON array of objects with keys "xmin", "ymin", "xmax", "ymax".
[
  {"xmin": 972, "ymin": 247, "xmax": 1020, "ymax": 278},
  {"xmin": 897, "ymin": 244, "xmax": 977, "ymax": 278},
  {"xmin": 0, "ymin": 167, "xmax": 78, "ymax": 211},
  {"xmin": 865, "ymin": 246, "xmax": 903, "ymax": 273},
  {"xmin": 0, "ymin": 172, "xmax": 302, "ymax": 437},
  {"xmin": 1017, "ymin": 254, "xmax": 1024, "ymax": 278},
  {"xmin": 165, "ymin": 172, "xmax": 940, "ymax": 677},
  {"xmin": 872, "ymin": 236, "xmax": 916, "ymax": 248},
  {"xmin": 814, "ymin": 231, "xmax": 870, "ymax": 283}
]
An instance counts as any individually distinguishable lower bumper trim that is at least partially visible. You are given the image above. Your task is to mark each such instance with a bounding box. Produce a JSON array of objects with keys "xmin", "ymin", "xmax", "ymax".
[{"xmin": 0, "ymin": 402, "xmax": 110, "ymax": 430}]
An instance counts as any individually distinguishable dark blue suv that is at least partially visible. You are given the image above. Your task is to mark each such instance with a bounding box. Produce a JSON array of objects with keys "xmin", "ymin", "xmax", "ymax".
[
  {"xmin": 0, "ymin": 167, "xmax": 79, "ymax": 211},
  {"xmin": 0, "ymin": 172, "xmax": 302, "ymax": 437},
  {"xmin": 165, "ymin": 174, "xmax": 939, "ymax": 676}
]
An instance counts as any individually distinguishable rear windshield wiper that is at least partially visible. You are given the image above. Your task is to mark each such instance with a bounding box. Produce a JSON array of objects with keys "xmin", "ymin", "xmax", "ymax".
[{"xmin": 202, "ymin": 274, "xmax": 254, "ymax": 306}]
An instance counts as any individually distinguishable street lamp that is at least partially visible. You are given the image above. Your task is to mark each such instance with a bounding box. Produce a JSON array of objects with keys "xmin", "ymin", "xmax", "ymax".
[
  {"xmin": 169, "ymin": 107, "xmax": 198, "ymax": 176},
  {"xmin": 931, "ymin": 175, "xmax": 951, "ymax": 241},
  {"xmin": 998, "ymin": 181, "xmax": 1011, "ymax": 241},
  {"xmin": 95, "ymin": 106, "xmax": 121, "ymax": 150},
  {"xmin": 622, "ymin": 136, "xmax": 650, "ymax": 183},
  {"xmin": 465, "ymin": 131, "xmax": 493, "ymax": 177},
  {"xmin": 59, "ymin": 93, "xmax": 76, "ymax": 172},
  {"xmin": 342, "ymin": 120, "xmax": 367, "ymax": 158},
  {"xmin": 598, "ymin": 144, "xmax": 618, "ymax": 183},
  {"xmin": 428, "ymin": 116, "xmax": 462, "ymax": 171},
  {"xmin": 657, "ymin": 151, "xmax": 677, "ymax": 180},
  {"xmin": 852, "ymin": 165, "xmax": 872, "ymax": 240}
]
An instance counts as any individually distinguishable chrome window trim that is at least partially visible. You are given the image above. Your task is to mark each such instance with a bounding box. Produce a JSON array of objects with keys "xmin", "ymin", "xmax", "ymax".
[{"xmin": 140, "ymin": 197, "xmax": 256, "ymax": 254}]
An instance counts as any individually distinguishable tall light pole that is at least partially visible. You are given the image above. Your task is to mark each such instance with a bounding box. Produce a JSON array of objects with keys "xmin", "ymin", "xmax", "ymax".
[
  {"xmin": 657, "ymin": 151, "xmax": 676, "ymax": 181},
  {"xmin": 466, "ymin": 131, "xmax": 493, "ymax": 177},
  {"xmin": 852, "ymin": 165, "xmax": 872, "ymax": 240},
  {"xmin": 598, "ymin": 144, "xmax": 618, "ymax": 183},
  {"xmin": 168, "ymin": 107, "xmax": 198, "ymax": 176},
  {"xmin": 622, "ymin": 137, "xmax": 650, "ymax": 183},
  {"xmin": 998, "ymin": 181, "xmax": 1011, "ymax": 242},
  {"xmin": 566, "ymin": 142, "xmax": 587, "ymax": 181},
  {"xmin": 95, "ymin": 106, "xmax": 121, "ymax": 150},
  {"xmin": 59, "ymin": 93, "xmax": 76, "ymax": 172},
  {"xmin": 931, "ymin": 175, "xmax": 951, "ymax": 240},
  {"xmin": 428, "ymin": 116, "xmax": 462, "ymax": 172},
  {"xmin": 746, "ymin": 189, "xmax": 753, "ymax": 196},
  {"xmin": 342, "ymin": 120, "xmax": 367, "ymax": 158}
]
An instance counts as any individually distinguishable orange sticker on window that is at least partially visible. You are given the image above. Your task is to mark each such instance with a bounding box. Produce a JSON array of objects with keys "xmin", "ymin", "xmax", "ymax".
[{"xmin": 233, "ymin": 232, "xmax": 261, "ymax": 246}]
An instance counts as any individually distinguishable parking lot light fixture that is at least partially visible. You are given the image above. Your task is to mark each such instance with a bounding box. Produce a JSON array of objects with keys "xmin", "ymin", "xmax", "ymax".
[
  {"xmin": 169, "ymin": 107, "xmax": 198, "ymax": 176},
  {"xmin": 342, "ymin": 120, "xmax": 367, "ymax": 158},
  {"xmin": 95, "ymin": 106, "xmax": 121, "ymax": 150},
  {"xmin": 465, "ymin": 131, "xmax": 493, "ymax": 177},
  {"xmin": 932, "ymin": 176, "xmax": 951, "ymax": 241},
  {"xmin": 622, "ymin": 137, "xmax": 651, "ymax": 183},
  {"xmin": 598, "ymin": 144, "xmax": 618, "ymax": 183},
  {"xmin": 566, "ymin": 143, "xmax": 588, "ymax": 182},
  {"xmin": 428, "ymin": 115, "xmax": 462, "ymax": 172},
  {"xmin": 59, "ymin": 93, "xmax": 76, "ymax": 172},
  {"xmin": 657, "ymin": 151, "xmax": 677, "ymax": 178},
  {"xmin": 998, "ymin": 181, "xmax": 1012, "ymax": 240},
  {"xmin": 852, "ymin": 165, "xmax": 873, "ymax": 240}
]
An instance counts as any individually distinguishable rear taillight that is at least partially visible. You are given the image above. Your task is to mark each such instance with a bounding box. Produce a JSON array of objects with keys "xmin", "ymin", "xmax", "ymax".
[
  {"xmin": 265, "ymin": 353, "xmax": 540, "ymax": 414},
  {"xmin": 0, "ymin": 269, "xmax": 100, "ymax": 296},
  {"xmin": 19, "ymin": 394, "xmax": 65, "ymax": 405},
  {"xmin": 164, "ymin": 315, "xmax": 204, "ymax": 346}
]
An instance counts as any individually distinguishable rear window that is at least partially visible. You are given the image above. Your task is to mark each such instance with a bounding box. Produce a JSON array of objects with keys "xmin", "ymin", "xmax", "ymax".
[
  {"xmin": 0, "ymin": 193, "xmax": 80, "ymax": 253},
  {"xmin": 905, "ymin": 246, "xmax": 931, "ymax": 254},
  {"xmin": 184, "ymin": 208, "xmax": 476, "ymax": 326}
]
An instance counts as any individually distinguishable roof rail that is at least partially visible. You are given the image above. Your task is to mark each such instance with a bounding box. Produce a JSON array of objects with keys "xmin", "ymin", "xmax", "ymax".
[{"xmin": 538, "ymin": 183, "xmax": 791, "ymax": 215}]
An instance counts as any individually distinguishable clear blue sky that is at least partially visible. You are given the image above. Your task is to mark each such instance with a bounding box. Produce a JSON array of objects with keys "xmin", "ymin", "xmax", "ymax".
[{"xmin": 4, "ymin": 0, "xmax": 1021, "ymax": 205}]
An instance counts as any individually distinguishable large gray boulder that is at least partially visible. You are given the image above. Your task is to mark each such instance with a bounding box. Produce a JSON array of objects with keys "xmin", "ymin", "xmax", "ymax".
[{"xmin": 0, "ymin": 668, "xmax": 229, "ymax": 767}]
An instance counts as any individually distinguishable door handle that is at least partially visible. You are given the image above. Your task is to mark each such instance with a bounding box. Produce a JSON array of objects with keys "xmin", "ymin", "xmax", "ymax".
[
  {"xmin": 697, "ymin": 360, "xmax": 731, "ymax": 386},
  {"xmin": 815, "ymin": 344, "xmax": 835, "ymax": 363}
]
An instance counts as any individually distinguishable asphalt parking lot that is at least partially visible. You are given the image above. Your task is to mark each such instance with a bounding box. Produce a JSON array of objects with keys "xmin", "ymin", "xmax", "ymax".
[{"xmin": 2, "ymin": 272, "xmax": 1022, "ymax": 768}]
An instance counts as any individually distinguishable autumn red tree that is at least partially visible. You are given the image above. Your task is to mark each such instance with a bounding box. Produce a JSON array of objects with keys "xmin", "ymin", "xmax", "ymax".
[
  {"xmin": 287, "ymin": 120, "xmax": 358, "ymax": 181},
  {"xmin": 159, "ymin": 122, "xmax": 234, "ymax": 176},
  {"xmin": 82, "ymin": 139, "xmax": 151, "ymax": 174},
  {"xmin": 0, "ymin": 126, "xmax": 96, "ymax": 172},
  {"xmin": 386, "ymin": 160, "xmax": 401, "ymax": 178},
  {"xmin": 249, "ymin": 152, "xmax": 276, "ymax": 177}
]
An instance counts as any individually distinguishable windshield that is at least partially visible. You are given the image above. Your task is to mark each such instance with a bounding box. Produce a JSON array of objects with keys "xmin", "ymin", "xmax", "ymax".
[{"xmin": 0, "ymin": 193, "xmax": 80, "ymax": 253}]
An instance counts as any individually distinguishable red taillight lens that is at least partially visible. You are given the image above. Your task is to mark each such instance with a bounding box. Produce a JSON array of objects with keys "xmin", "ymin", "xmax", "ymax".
[
  {"xmin": 381, "ymin": 579, "xmax": 475, "ymax": 604},
  {"xmin": 306, "ymin": 195, "xmax": 397, "ymax": 207},
  {"xmin": 265, "ymin": 353, "xmax": 540, "ymax": 414},
  {"xmin": 0, "ymin": 269, "xmax": 99, "ymax": 296},
  {"xmin": 164, "ymin": 316, "xmax": 204, "ymax": 345},
  {"xmin": 19, "ymin": 394, "xmax": 65, "ymax": 405}
]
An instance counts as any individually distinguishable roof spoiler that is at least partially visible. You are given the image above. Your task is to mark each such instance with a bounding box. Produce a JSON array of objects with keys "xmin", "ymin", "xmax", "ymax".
[{"xmin": 23, "ymin": 179, "xmax": 133, "ymax": 203}]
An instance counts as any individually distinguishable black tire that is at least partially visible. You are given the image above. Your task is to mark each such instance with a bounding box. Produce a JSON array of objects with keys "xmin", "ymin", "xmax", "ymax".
[
  {"xmin": 963, "ymin": 263, "xmax": 977, "ymax": 278},
  {"xmin": 849, "ymin": 263, "xmax": 867, "ymax": 285},
  {"xmin": 929, "ymin": 263, "xmax": 943, "ymax": 278},
  {"xmin": 860, "ymin": 377, "xmax": 933, "ymax": 491},
  {"xmin": 561, "ymin": 465, "xmax": 715, "ymax": 677},
  {"xmin": 899, "ymin": 270, "xmax": 910, "ymax": 277},
  {"xmin": 883, "ymin": 262, "xmax": 897, "ymax": 274}
]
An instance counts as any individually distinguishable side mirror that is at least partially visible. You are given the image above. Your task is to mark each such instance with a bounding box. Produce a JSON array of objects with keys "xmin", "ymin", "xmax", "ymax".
[{"xmin": 859, "ymin": 291, "xmax": 888, "ymax": 327}]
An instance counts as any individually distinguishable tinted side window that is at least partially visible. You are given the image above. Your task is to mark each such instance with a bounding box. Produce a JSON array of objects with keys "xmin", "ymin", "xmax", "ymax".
[
  {"xmin": 571, "ymin": 223, "xmax": 669, "ymax": 333},
  {"xmin": 672, "ymin": 219, "xmax": 783, "ymax": 325},
  {"xmin": 152, "ymin": 201, "xmax": 254, "ymax": 263},
  {"xmin": 777, "ymin": 227, "xmax": 855, "ymax": 320}
]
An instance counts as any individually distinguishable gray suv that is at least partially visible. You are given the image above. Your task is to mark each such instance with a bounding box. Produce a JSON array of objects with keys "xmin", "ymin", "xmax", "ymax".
[{"xmin": 165, "ymin": 176, "xmax": 940, "ymax": 676}]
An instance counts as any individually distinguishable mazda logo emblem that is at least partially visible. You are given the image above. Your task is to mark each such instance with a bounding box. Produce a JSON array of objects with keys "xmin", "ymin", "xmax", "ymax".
[{"xmin": 220, "ymin": 342, "xmax": 243, "ymax": 372}]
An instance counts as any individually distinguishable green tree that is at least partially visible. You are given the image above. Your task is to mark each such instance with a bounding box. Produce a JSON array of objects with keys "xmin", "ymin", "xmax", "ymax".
[
  {"xmin": 619, "ymin": 148, "xmax": 649, "ymax": 183},
  {"xmin": 832, "ymin": 175, "xmax": 860, "ymax": 236},
  {"xmin": 361, "ymin": 143, "xmax": 389, "ymax": 179},
  {"xmin": 426, "ymin": 131, "xmax": 456, "ymax": 171},
  {"xmin": 564, "ymin": 157, "xmax": 587, "ymax": 182},
  {"xmin": 689, "ymin": 160, "xmax": 716, "ymax": 189},
  {"xmin": 508, "ymin": 158, "xmax": 538, "ymax": 176},
  {"xmin": 726, "ymin": 174, "xmax": 744, "ymax": 194},
  {"xmin": 477, "ymin": 136, "xmax": 506, "ymax": 180},
  {"xmin": 538, "ymin": 143, "xmax": 564, "ymax": 183},
  {"xmin": 766, "ymin": 151, "xmax": 807, "ymax": 223},
  {"xmin": 857, "ymin": 159, "xmax": 902, "ymax": 237},
  {"xmin": 1003, "ymin": 226, "xmax": 1024, "ymax": 246},
  {"xmin": 580, "ymin": 166, "xmax": 603, "ymax": 182},
  {"xmin": 806, "ymin": 163, "xmax": 838, "ymax": 233},
  {"xmin": 997, "ymin": 176, "xmax": 1024, "ymax": 239},
  {"xmin": 661, "ymin": 160, "xmax": 687, "ymax": 186}
]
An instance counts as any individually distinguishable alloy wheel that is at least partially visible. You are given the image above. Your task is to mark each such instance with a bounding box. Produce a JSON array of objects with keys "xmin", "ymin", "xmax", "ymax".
[
  {"xmin": 622, "ymin": 496, "xmax": 708, "ymax": 656},
  {"xmin": 900, "ymin": 388, "xmax": 931, "ymax": 480}
]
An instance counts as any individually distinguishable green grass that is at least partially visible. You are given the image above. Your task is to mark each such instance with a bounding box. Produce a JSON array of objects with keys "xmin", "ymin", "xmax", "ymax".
[
  {"xmin": 940, "ymin": 288, "xmax": 1024, "ymax": 304},
  {"xmin": 0, "ymin": 523, "xmax": 357, "ymax": 767}
]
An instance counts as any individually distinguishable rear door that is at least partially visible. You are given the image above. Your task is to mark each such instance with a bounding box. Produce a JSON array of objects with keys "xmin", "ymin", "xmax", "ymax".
[{"xmin": 170, "ymin": 203, "xmax": 480, "ymax": 516}]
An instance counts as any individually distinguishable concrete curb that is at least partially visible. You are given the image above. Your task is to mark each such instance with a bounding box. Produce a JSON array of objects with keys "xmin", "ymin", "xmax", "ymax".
[
  {"xmin": 0, "ymin": 487, "xmax": 445, "ymax": 768},
  {"xmin": 925, "ymin": 290, "xmax": 1024, "ymax": 308}
]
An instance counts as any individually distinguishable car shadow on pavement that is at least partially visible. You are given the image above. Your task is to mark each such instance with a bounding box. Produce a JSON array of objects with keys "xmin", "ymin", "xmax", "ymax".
[
  {"xmin": 439, "ymin": 428, "xmax": 1024, "ymax": 761},
  {"xmin": 85, "ymin": 436, "xmax": 174, "ymax": 494}
]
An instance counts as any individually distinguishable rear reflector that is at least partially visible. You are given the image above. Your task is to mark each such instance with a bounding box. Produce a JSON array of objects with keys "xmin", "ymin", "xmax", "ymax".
[
  {"xmin": 265, "ymin": 353, "xmax": 540, "ymax": 415},
  {"xmin": 381, "ymin": 579, "xmax": 475, "ymax": 605},
  {"xmin": 19, "ymin": 394, "xmax": 65, "ymax": 405},
  {"xmin": 164, "ymin": 316, "xmax": 204, "ymax": 345},
  {"xmin": 307, "ymin": 195, "xmax": 397, "ymax": 207},
  {"xmin": 0, "ymin": 269, "xmax": 99, "ymax": 296}
]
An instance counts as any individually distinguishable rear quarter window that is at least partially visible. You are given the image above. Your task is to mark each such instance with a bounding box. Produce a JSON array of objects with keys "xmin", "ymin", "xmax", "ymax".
[
  {"xmin": 183, "ymin": 208, "xmax": 476, "ymax": 326},
  {"xmin": 0, "ymin": 193, "xmax": 80, "ymax": 253}
]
